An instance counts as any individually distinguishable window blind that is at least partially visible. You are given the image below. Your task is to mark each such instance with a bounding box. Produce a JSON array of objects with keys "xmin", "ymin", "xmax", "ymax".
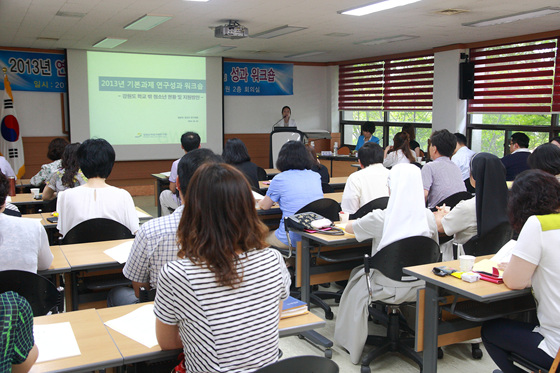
[
  {"xmin": 338, "ymin": 54, "xmax": 434, "ymax": 111},
  {"xmin": 468, "ymin": 39, "xmax": 559, "ymax": 113}
]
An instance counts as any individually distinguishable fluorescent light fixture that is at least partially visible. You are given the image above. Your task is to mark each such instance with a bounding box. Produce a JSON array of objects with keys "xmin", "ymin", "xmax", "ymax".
[
  {"xmin": 356, "ymin": 34, "xmax": 418, "ymax": 45},
  {"xmin": 463, "ymin": 7, "xmax": 560, "ymax": 27},
  {"xmin": 197, "ymin": 45, "xmax": 236, "ymax": 54},
  {"xmin": 124, "ymin": 14, "xmax": 172, "ymax": 31},
  {"xmin": 183, "ymin": 0, "xmax": 209, "ymax": 1},
  {"xmin": 339, "ymin": 0, "xmax": 421, "ymax": 16},
  {"xmin": 252, "ymin": 25, "xmax": 306, "ymax": 39},
  {"xmin": 93, "ymin": 38, "xmax": 128, "ymax": 48},
  {"xmin": 284, "ymin": 51, "xmax": 325, "ymax": 58}
]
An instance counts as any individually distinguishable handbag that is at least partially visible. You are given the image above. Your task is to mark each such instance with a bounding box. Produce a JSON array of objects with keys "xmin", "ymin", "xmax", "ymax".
[{"xmin": 285, "ymin": 212, "xmax": 345, "ymax": 235}]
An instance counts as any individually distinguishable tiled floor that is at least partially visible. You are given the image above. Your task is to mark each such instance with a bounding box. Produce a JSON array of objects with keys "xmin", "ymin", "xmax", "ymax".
[{"xmin": 133, "ymin": 195, "xmax": 499, "ymax": 372}]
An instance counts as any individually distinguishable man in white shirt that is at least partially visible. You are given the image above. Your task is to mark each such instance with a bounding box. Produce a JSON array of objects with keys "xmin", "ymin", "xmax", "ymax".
[
  {"xmin": 452, "ymin": 133, "xmax": 476, "ymax": 192},
  {"xmin": 341, "ymin": 142, "xmax": 389, "ymax": 214}
]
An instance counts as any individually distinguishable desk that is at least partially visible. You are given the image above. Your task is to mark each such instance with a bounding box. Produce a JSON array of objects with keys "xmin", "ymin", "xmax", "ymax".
[
  {"xmin": 31, "ymin": 309, "xmax": 123, "ymax": 373},
  {"xmin": 318, "ymin": 155, "xmax": 358, "ymax": 177},
  {"xmin": 9, "ymin": 193, "xmax": 46, "ymax": 214},
  {"xmin": 151, "ymin": 173, "xmax": 170, "ymax": 217},
  {"xmin": 39, "ymin": 246, "xmax": 71, "ymax": 276},
  {"xmin": 96, "ymin": 302, "xmax": 326, "ymax": 365},
  {"xmin": 264, "ymin": 168, "xmax": 280, "ymax": 178},
  {"xmin": 404, "ymin": 256, "xmax": 532, "ymax": 373}
]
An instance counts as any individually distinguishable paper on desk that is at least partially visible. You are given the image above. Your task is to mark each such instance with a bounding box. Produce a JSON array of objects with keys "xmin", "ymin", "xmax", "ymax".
[
  {"xmin": 6, "ymin": 196, "xmax": 11, "ymax": 202},
  {"xmin": 136, "ymin": 209, "xmax": 151, "ymax": 219},
  {"xmin": 23, "ymin": 217, "xmax": 43, "ymax": 223},
  {"xmin": 104, "ymin": 304, "xmax": 158, "ymax": 348},
  {"xmin": 34, "ymin": 322, "xmax": 81, "ymax": 363},
  {"xmin": 104, "ymin": 241, "xmax": 134, "ymax": 264},
  {"xmin": 473, "ymin": 259, "xmax": 503, "ymax": 277},
  {"xmin": 252, "ymin": 190, "xmax": 265, "ymax": 201},
  {"xmin": 491, "ymin": 239, "xmax": 516, "ymax": 263},
  {"xmin": 161, "ymin": 171, "xmax": 171, "ymax": 177}
]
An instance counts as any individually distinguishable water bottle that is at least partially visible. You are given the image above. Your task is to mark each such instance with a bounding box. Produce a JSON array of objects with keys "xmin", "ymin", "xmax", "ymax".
[
  {"xmin": 310, "ymin": 141, "xmax": 315, "ymax": 149},
  {"xmin": 333, "ymin": 142, "xmax": 338, "ymax": 156}
]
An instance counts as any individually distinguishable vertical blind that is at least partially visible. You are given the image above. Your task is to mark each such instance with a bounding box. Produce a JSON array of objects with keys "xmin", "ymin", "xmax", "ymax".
[
  {"xmin": 468, "ymin": 38, "xmax": 560, "ymax": 113},
  {"xmin": 338, "ymin": 54, "xmax": 434, "ymax": 111}
]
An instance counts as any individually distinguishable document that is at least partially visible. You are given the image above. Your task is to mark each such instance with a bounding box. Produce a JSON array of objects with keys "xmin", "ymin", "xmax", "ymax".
[
  {"xmin": 34, "ymin": 322, "xmax": 81, "ymax": 363},
  {"xmin": 104, "ymin": 240, "xmax": 134, "ymax": 264},
  {"xmin": 104, "ymin": 304, "xmax": 158, "ymax": 348},
  {"xmin": 136, "ymin": 209, "xmax": 152, "ymax": 219},
  {"xmin": 161, "ymin": 171, "xmax": 171, "ymax": 177}
]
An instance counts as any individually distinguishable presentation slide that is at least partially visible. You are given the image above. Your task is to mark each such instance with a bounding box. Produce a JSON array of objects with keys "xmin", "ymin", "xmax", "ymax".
[
  {"xmin": 67, "ymin": 50, "xmax": 223, "ymax": 161},
  {"xmin": 87, "ymin": 51, "xmax": 206, "ymax": 145}
]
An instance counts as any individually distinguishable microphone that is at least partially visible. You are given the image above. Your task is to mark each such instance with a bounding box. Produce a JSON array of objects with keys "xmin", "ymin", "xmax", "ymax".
[{"xmin": 271, "ymin": 115, "xmax": 287, "ymax": 131}]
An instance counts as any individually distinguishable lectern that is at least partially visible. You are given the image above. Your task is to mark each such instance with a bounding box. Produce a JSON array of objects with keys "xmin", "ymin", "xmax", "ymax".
[{"xmin": 269, "ymin": 127, "xmax": 306, "ymax": 168}]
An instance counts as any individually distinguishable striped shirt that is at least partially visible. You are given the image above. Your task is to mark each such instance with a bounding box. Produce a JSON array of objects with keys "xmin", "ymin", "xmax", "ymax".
[
  {"xmin": 1, "ymin": 291, "xmax": 35, "ymax": 371},
  {"xmin": 154, "ymin": 248, "xmax": 290, "ymax": 373}
]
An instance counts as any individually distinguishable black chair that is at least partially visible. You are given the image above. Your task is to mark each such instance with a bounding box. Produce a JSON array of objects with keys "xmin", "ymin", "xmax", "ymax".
[
  {"xmin": 349, "ymin": 196, "xmax": 389, "ymax": 220},
  {"xmin": 0, "ymin": 270, "xmax": 64, "ymax": 316},
  {"xmin": 257, "ymin": 166, "xmax": 268, "ymax": 181},
  {"xmin": 431, "ymin": 191, "xmax": 473, "ymax": 212},
  {"xmin": 61, "ymin": 218, "xmax": 134, "ymax": 245},
  {"xmin": 255, "ymin": 356, "xmax": 339, "ymax": 373},
  {"xmin": 42, "ymin": 197, "xmax": 57, "ymax": 213},
  {"xmin": 361, "ymin": 236, "xmax": 440, "ymax": 373},
  {"xmin": 297, "ymin": 198, "xmax": 341, "ymax": 222},
  {"xmin": 139, "ymin": 287, "xmax": 157, "ymax": 302},
  {"xmin": 463, "ymin": 221, "xmax": 513, "ymax": 257},
  {"xmin": 509, "ymin": 347, "xmax": 560, "ymax": 373},
  {"xmin": 321, "ymin": 182, "xmax": 335, "ymax": 193},
  {"xmin": 3, "ymin": 208, "xmax": 22, "ymax": 217}
]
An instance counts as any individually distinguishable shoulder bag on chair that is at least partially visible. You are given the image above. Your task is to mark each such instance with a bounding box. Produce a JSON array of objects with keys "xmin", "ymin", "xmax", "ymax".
[{"xmin": 285, "ymin": 212, "xmax": 345, "ymax": 236}]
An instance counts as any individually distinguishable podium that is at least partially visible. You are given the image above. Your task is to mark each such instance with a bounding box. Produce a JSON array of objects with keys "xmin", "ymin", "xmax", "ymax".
[{"xmin": 269, "ymin": 127, "xmax": 306, "ymax": 168}]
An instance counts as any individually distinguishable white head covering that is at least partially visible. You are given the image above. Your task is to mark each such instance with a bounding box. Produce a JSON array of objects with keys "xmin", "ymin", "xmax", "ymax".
[{"xmin": 377, "ymin": 163, "xmax": 431, "ymax": 250}]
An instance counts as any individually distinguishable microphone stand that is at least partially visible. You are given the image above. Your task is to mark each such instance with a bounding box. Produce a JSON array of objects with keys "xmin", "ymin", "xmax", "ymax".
[{"xmin": 271, "ymin": 115, "xmax": 287, "ymax": 131}]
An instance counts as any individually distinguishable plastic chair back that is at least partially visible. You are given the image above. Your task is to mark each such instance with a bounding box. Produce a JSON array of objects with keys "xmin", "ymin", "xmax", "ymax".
[
  {"xmin": 349, "ymin": 196, "xmax": 389, "ymax": 220},
  {"xmin": 255, "ymin": 356, "xmax": 339, "ymax": 373},
  {"xmin": 296, "ymin": 198, "xmax": 341, "ymax": 222},
  {"xmin": 0, "ymin": 270, "xmax": 63, "ymax": 316},
  {"xmin": 364, "ymin": 236, "xmax": 440, "ymax": 282},
  {"xmin": 463, "ymin": 222, "xmax": 513, "ymax": 257},
  {"xmin": 321, "ymin": 183, "xmax": 335, "ymax": 193},
  {"xmin": 257, "ymin": 167, "xmax": 268, "ymax": 181},
  {"xmin": 62, "ymin": 218, "xmax": 134, "ymax": 245},
  {"xmin": 432, "ymin": 191, "xmax": 473, "ymax": 210},
  {"xmin": 139, "ymin": 287, "xmax": 157, "ymax": 303}
]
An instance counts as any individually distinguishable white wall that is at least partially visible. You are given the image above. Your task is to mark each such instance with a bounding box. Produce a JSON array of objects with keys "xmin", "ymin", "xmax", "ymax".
[
  {"xmin": 224, "ymin": 65, "xmax": 332, "ymax": 134},
  {"xmin": 10, "ymin": 91, "xmax": 65, "ymax": 137}
]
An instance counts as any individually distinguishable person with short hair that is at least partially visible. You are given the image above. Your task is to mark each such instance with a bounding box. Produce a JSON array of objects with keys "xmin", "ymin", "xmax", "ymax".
[
  {"xmin": 0, "ymin": 173, "xmax": 52, "ymax": 273},
  {"xmin": 56, "ymin": 138, "xmax": 139, "ymax": 237},
  {"xmin": 160, "ymin": 131, "xmax": 201, "ymax": 215},
  {"xmin": 452, "ymin": 133, "xmax": 476, "ymax": 192},
  {"xmin": 341, "ymin": 142, "xmax": 389, "ymax": 214},
  {"xmin": 355, "ymin": 121, "xmax": 379, "ymax": 151},
  {"xmin": 528, "ymin": 143, "xmax": 560, "ymax": 182},
  {"xmin": 154, "ymin": 163, "xmax": 290, "ymax": 372},
  {"xmin": 550, "ymin": 136, "xmax": 560, "ymax": 148},
  {"xmin": 30, "ymin": 137, "xmax": 69, "ymax": 186},
  {"xmin": 383, "ymin": 131, "xmax": 416, "ymax": 168},
  {"xmin": 108, "ymin": 149, "xmax": 223, "ymax": 306},
  {"xmin": 422, "ymin": 129, "xmax": 466, "ymax": 209},
  {"xmin": 281, "ymin": 105, "xmax": 296, "ymax": 127},
  {"xmin": 0, "ymin": 291, "xmax": 38, "ymax": 373},
  {"xmin": 501, "ymin": 132, "xmax": 531, "ymax": 181},
  {"xmin": 42, "ymin": 143, "xmax": 87, "ymax": 201},
  {"xmin": 258, "ymin": 141, "xmax": 323, "ymax": 249},
  {"xmin": 482, "ymin": 169, "xmax": 560, "ymax": 373},
  {"xmin": 222, "ymin": 138, "xmax": 259, "ymax": 188}
]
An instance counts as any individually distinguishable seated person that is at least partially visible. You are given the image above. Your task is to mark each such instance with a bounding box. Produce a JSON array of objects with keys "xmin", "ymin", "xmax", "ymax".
[
  {"xmin": 56, "ymin": 138, "xmax": 139, "ymax": 237},
  {"xmin": 108, "ymin": 149, "xmax": 222, "ymax": 306},
  {"xmin": 434, "ymin": 153, "xmax": 508, "ymax": 260},
  {"xmin": 501, "ymin": 132, "xmax": 531, "ymax": 181},
  {"xmin": 341, "ymin": 142, "xmax": 389, "ymax": 215},
  {"xmin": 160, "ymin": 131, "xmax": 201, "ymax": 215},
  {"xmin": 402, "ymin": 123, "xmax": 421, "ymax": 158},
  {"xmin": 154, "ymin": 163, "xmax": 290, "ymax": 372},
  {"xmin": 355, "ymin": 121, "xmax": 379, "ymax": 151},
  {"xmin": 335, "ymin": 163, "xmax": 438, "ymax": 364},
  {"xmin": 0, "ymin": 155, "xmax": 16, "ymax": 179},
  {"xmin": 258, "ymin": 141, "xmax": 323, "ymax": 249},
  {"xmin": 482, "ymin": 170, "xmax": 560, "ymax": 372},
  {"xmin": 0, "ymin": 291, "xmax": 38, "ymax": 373},
  {"xmin": 383, "ymin": 131, "xmax": 416, "ymax": 168},
  {"xmin": 306, "ymin": 145, "xmax": 330, "ymax": 184},
  {"xmin": 222, "ymin": 138, "xmax": 259, "ymax": 188},
  {"xmin": 451, "ymin": 133, "xmax": 475, "ymax": 192},
  {"xmin": 42, "ymin": 143, "xmax": 87, "ymax": 201},
  {"xmin": 30, "ymin": 137, "xmax": 68, "ymax": 187},
  {"xmin": 422, "ymin": 129, "xmax": 466, "ymax": 209},
  {"xmin": 2, "ymin": 202, "xmax": 21, "ymax": 217},
  {"xmin": 528, "ymin": 142, "xmax": 560, "ymax": 182},
  {"xmin": 0, "ymin": 173, "xmax": 52, "ymax": 273}
]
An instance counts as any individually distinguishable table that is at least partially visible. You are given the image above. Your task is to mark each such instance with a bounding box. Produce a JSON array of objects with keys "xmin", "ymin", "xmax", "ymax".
[
  {"xmin": 318, "ymin": 154, "xmax": 358, "ymax": 177},
  {"xmin": 264, "ymin": 168, "xmax": 280, "ymax": 178},
  {"xmin": 404, "ymin": 256, "xmax": 533, "ymax": 373},
  {"xmin": 31, "ymin": 309, "xmax": 123, "ymax": 373}
]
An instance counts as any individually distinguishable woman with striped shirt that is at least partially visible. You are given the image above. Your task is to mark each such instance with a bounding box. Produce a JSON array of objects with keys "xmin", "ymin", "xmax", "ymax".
[{"xmin": 154, "ymin": 163, "xmax": 291, "ymax": 373}]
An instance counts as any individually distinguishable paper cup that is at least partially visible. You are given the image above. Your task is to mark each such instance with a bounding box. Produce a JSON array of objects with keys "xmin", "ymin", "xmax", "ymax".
[
  {"xmin": 30, "ymin": 188, "xmax": 40, "ymax": 197},
  {"xmin": 459, "ymin": 255, "xmax": 475, "ymax": 272},
  {"xmin": 339, "ymin": 212, "xmax": 349, "ymax": 224}
]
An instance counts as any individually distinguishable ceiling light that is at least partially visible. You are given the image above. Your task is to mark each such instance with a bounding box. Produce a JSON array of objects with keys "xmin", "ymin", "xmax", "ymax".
[
  {"xmin": 197, "ymin": 45, "xmax": 236, "ymax": 54},
  {"xmin": 284, "ymin": 51, "xmax": 326, "ymax": 58},
  {"xmin": 339, "ymin": 0, "xmax": 421, "ymax": 16},
  {"xmin": 463, "ymin": 7, "xmax": 560, "ymax": 27},
  {"xmin": 56, "ymin": 11, "xmax": 86, "ymax": 18},
  {"xmin": 93, "ymin": 38, "xmax": 128, "ymax": 48},
  {"xmin": 252, "ymin": 25, "xmax": 306, "ymax": 39},
  {"xmin": 124, "ymin": 14, "xmax": 172, "ymax": 31},
  {"xmin": 183, "ymin": 0, "xmax": 209, "ymax": 2},
  {"xmin": 356, "ymin": 35, "xmax": 418, "ymax": 45}
]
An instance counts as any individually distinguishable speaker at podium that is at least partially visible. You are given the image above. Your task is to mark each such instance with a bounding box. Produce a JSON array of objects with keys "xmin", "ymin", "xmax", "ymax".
[{"xmin": 269, "ymin": 127, "xmax": 306, "ymax": 168}]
